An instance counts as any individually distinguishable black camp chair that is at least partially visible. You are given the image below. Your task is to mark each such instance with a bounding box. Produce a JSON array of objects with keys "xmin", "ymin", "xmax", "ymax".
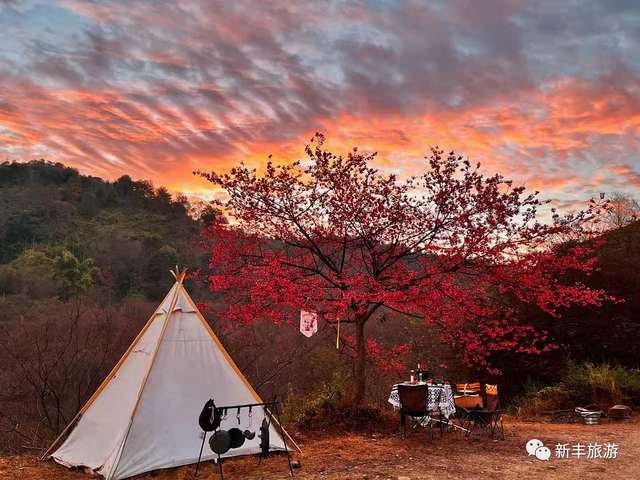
[
  {"xmin": 398, "ymin": 385, "xmax": 433, "ymax": 440},
  {"xmin": 463, "ymin": 384, "xmax": 505, "ymax": 439}
]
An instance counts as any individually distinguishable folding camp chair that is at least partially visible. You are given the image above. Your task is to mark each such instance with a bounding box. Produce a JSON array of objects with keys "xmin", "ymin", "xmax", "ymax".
[
  {"xmin": 454, "ymin": 382, "xmax": 481, "ymax": 432},
  {"xmin": 463, "ymin": 384, "xmax": 505, "ymax": 440},
  {"xmin": 398, "ymin": 385, "xmax": 433, "ymax": 440}
]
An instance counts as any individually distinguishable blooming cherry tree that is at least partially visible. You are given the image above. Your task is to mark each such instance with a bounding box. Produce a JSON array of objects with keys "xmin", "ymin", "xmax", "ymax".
[{"xmin": 196, "ymin": 134, "xmax": 615, "ymax": 403}]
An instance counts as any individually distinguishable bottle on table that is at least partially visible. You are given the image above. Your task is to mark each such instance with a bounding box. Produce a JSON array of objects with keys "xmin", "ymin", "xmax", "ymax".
[{"xmin": 410, "ymin": 370, "xmax": 416, "ymax": 385}]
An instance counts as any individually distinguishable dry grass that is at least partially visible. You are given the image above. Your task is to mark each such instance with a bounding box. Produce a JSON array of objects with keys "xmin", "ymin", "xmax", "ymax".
[{"xmin": 1, "ymin": 418, "xmax": 639, "ymax": 479}]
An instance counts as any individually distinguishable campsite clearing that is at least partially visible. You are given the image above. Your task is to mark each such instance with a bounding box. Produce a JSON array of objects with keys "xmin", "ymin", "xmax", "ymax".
[{"xmin": 4, "ymin": 418, "xmax": 638, "ymax": 479}]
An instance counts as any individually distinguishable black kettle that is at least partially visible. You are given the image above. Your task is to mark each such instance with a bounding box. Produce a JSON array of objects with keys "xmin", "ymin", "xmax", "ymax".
[{"xmin": 198, "ymin": 399, "xmax": 222, "ymax": 432}]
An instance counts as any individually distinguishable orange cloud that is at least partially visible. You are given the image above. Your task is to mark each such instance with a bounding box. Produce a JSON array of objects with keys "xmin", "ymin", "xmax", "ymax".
[{"xmin": 2, "ymin": 0, "xmax": 640, "ymax": 210}]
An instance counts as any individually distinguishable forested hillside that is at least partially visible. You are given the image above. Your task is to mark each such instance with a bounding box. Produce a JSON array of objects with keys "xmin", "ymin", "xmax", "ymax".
[{"xmin": 0, "ymin": 160, "xmax": 217, "ymax": 301}]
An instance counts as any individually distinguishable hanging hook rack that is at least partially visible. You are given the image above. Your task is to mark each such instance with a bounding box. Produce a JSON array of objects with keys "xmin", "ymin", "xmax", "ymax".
[{"xmin": 194, "ymin": 399, "xmax": 293, "ymax": 479}]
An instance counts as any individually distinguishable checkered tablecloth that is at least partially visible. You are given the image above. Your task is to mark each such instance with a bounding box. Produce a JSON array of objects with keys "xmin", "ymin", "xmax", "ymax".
[{"xmin": 388, "ymin": 383, "xmax": 457, "ymax": 419}]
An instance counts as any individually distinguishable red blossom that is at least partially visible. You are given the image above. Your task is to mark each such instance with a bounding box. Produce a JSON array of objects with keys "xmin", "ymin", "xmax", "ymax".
[{"xmin": 194, "ymin": 135, "xmax": 615, "ymax": 398}]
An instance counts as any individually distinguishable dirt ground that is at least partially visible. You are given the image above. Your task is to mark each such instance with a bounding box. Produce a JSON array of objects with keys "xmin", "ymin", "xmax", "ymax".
[{"xmin": 1, "ymin": 418, "xmax": 638, "ymax": 480}]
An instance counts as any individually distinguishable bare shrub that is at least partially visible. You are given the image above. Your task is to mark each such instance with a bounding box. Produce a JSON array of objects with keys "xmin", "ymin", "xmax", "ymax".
[{"xmin": 0, "ymin": 297, "xmax": 152, "ymax": 453}]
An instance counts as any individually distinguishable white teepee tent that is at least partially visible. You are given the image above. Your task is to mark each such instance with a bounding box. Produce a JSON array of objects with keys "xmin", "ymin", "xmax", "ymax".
[{"xmin": 45, "ymin": 269, "xmax": 293, "ymax": 479}]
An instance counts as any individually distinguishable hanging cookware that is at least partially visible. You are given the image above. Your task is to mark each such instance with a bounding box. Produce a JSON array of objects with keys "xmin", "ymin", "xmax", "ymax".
[
  {"xmin": 228, "ymin": 428, "xmax": 245, "ymax": 448},
  {"xmin": 209, "ymin": 430, "xmax": 231, "ymax": 455},
  {"xmin": 198, "ymin": 399, "xmax": 221, "ymax": 432},
  {"xmin": 259, "ymin": 417, "xmax": 270, "ymax": 457},
  {"xmin": 208, "ymin": 408, "xmax": 231, "ymax": 454},
  {"xmin": 244, "ymin": 406, "xmax": 256, "ymax": 440},
  {"xmin": 228, "ymin": 407, "xmax": 245, "ymax": 449}
]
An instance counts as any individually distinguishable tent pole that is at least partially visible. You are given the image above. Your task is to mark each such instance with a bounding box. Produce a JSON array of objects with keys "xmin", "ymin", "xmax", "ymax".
[
  {"xmin": 110, "ymin": 270, "xmax": 186, "ymax": 478},
  {"xmin": 130, "ymin": 269, "xmax": 186, "ymax": 418},
  {"xmin": 104, "ymin": 418, "xmax": 134, "ymax": 480},
  {"xmin": 39, "ymin": 412, "xmax": 81, "ymax": 460},
  {"xmin": 79, "ymin": 284, "xmax": 177, "ymax": 415},
  {"xmin": 41, "ymin": 282, "xmax": 178, "ymax": 460}
]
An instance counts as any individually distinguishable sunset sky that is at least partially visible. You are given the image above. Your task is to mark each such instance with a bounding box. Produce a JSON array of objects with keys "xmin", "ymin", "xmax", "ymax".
[{"xmin": 1, "ymin": 0, "xmax": 639, "ymax": 209}]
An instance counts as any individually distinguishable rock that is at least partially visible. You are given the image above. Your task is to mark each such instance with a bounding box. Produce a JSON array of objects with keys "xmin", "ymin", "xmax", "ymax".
[
  {"xmin": 292, "ymin": 459, "xmax": 302, "ymax": 469},
  {"xmin": 398, "ymin": 477, "xmax": 412, "ymax": 480}
]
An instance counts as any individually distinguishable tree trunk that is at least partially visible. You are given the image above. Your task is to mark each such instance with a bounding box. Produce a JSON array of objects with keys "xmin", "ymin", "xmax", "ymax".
[{"xmin": 353, "ymin": 317, "xmax": 366, "ymax": 405}]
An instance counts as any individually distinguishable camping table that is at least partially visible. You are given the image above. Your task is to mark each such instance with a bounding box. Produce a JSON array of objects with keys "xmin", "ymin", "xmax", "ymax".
[{"xmin": 388, "ymin": 383, "xmax": 457, "ymax": 419}]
